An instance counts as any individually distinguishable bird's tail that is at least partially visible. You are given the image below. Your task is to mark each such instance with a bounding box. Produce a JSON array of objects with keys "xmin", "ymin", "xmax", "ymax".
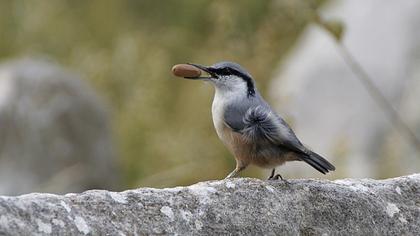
[{"xmin": 301, "ymin": 151, "xmax": 335, "ymax": 174}]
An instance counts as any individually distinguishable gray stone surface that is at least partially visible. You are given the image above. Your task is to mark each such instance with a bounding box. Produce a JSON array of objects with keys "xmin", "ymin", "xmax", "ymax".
[
  {"xmin": 0, "ymin": 59, "xmax": 120, "ymax": 195},
  {"xmin": 0, "ymin": 174, "xmax": 418, "ymax": 235}
]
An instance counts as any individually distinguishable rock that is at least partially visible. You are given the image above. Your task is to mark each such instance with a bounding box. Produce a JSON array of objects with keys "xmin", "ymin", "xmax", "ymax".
[
  {"xmin": 269, "ymin": 0, "xmax": 420, "ymax": 178},
  {"xmin": 0, "ymin": 59, "xmax": 120, "ymax": 195},
  {"xmin": 0, "ymin": 174, "xmax": 418, "ymax": 235}
]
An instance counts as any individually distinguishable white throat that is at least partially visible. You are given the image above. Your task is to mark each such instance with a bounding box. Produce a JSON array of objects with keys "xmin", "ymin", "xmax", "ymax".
[
  {"xmin": 212, "ymin": 80, "xmax": 248, "ymax": 112},
  {"xmin": 211, "ymin": 80, "xmax": 248, "ymax": 138}
]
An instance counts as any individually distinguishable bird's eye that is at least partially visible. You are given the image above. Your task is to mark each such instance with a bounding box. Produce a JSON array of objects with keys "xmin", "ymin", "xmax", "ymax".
[{"xmin": 222, "ymin": 68, "xmax": 231, "ymax": 75}]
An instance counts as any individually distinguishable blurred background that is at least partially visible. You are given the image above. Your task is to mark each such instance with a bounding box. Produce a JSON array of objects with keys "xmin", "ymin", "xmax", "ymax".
[{"xmin": 0, "ymin": 0, "xmax": 419, "ymax": 195}]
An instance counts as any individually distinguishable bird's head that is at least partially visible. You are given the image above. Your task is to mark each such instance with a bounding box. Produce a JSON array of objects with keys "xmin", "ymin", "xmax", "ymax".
[{"xmin": 187, "ymin": 61, "xmax": 256, "ymax": 97}]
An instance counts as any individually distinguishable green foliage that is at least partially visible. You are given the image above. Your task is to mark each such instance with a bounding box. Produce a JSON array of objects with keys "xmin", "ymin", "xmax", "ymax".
[{"xmin": 0, "ymin": 0, "xmax": 323, "ymax": 188}]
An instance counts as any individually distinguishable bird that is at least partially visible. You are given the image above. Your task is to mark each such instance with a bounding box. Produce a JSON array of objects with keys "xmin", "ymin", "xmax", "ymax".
[{"xmin": 181, "ymin": 61, "xmax": 335, "ymax": 179}]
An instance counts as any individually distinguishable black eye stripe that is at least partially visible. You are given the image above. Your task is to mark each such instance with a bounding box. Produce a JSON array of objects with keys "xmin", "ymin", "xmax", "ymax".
[
  {"xmin": 213, "ymin": 67, "xmax": 255, "ymax": 97},
  {"xmin": 213, "ymin": 67, "xmax": 231, "ymax": 75}
]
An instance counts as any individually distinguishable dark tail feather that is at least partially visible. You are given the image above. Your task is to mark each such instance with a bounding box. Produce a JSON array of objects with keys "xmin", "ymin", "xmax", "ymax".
[{"xmin": 302, "ymin": 151, "xmax": 335, "ymax": 174}]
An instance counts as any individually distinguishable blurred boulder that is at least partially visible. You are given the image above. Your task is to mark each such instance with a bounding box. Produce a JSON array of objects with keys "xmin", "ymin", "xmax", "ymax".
[
  {"xmin": 0, "ymin": 59, "xmax": 119, "ymax": 195},
  {"xmin": 270, "ymin": 0, "xmax": 420, "ymax": 178}
]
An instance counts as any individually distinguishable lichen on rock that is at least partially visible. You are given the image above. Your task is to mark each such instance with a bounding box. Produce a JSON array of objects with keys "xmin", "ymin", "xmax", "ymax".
[{"xmin": 0, "ymin": 174, "xmax": 419, "ymax": 235}]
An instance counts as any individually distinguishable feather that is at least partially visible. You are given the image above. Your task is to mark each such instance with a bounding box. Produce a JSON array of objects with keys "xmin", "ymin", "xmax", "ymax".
[{"xmin": 224, "ymin": 105, "xmax": 335, "ymax": 174}]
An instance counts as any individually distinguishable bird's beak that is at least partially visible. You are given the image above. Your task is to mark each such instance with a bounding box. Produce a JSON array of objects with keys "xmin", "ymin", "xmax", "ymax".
[{"xmin": 187, "ymin": 63, "xmax": 217, "ymax": 79}]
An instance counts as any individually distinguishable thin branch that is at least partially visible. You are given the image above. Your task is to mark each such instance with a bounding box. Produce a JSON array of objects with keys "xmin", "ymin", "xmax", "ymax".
[
  {"xmin": 312, "ymin": 8, "xmax": 420, "ymax": 155},
  {"xmin": 336, "ymin": 43, "xmax": 420, "ymax": 154}
]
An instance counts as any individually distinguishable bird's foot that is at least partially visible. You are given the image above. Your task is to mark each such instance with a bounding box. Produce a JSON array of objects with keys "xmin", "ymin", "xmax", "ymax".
[
  {"xmin": 225, "ymin": 165, "xmax": 247, "ymax": 179},
  {"xmin": 267, "ymin": 169, "xmax": 286, "ymax": 180},
  {"xmin": 267, "ymin": 173, "xmax": 290, "ymax": 184},
  {"xmin": 268, "ymin": 174, "xmax": 283, "ymax": 180}
]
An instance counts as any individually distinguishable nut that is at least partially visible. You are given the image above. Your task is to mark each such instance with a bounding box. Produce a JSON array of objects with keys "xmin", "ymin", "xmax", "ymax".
[{"xmin": 171, "ymin": 64, "xmax": 202, "ymax": 78}]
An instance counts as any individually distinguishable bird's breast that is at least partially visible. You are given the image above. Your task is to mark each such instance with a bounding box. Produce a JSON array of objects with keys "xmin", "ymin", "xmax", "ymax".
[
  {"xmin": 211, "ymin": 94, "xmax": 226, "ymax": 140},
  {"xmin": 211, "ymin": 93, "xmax": 250, "ymax": 161},
  {"xmin": 211, "ymin": 93, "xmax": 296, "ymax": 168}
]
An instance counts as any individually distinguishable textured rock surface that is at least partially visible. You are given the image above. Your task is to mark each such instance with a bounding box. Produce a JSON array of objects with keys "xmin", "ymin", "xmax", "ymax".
[
  {"xmin": 0, "ymin": 59, "xmax": 120, "ymax": 195},
  {"xmin": 0, "ymin": 174, "xmax": 418, "ymax": 235}
]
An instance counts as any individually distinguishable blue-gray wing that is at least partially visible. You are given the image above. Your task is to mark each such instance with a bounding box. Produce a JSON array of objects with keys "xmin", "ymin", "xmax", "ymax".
[
  {"xmin": 224, "ymin": 105, "xmax": 307, "ymax": 154},
  {"xmin": 224, "ymin": 105, "xmax": 336, "ymax": 173}
]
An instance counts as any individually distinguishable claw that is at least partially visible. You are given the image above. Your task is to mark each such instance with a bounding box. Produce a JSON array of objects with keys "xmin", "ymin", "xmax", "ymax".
[{"xmin": 267, "ymin": 169, "xmax": 289, "ymax": 184}]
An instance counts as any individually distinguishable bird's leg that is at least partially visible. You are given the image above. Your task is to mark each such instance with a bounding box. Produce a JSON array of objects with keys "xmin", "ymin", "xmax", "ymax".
[
  {"xmin": 272, "ymin": 174, "xmax": 284, "ymax": 180},
  {"xmin": 225, "ymin": 164, "xmax": 247, "ymax": 179},
  {"xmin": 268, "ymin": 168, "xmax": 276, "ymax": 180},
  {"xmin": 268, "ymin": 168, "xmax": 287, "ymax": 182}
]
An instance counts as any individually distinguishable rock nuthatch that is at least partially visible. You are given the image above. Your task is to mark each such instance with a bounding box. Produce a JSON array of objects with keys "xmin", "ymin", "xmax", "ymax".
[{"xmin": 174, "ymin": 61, "xmax": 335, "ymax": 179}]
